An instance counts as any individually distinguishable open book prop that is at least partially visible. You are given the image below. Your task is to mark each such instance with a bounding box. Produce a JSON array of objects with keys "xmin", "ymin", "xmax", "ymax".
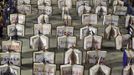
[
  {"xmin": 105, "ymin": 25, "xmax": 120, "ymax": 40},
  {"xmin": 95, "ymin": 5, "xmax": 107, "ymax": 16},
  {"xmin": 10, "ymin": 14, "xmax": 25, "ymax": 25},
  {"xmin": 125, "ymin": 15, "xmax": 134, "ymax": 28},
  {"xmin": 60, "ymin": 64, "xmax": 84, "ymax": 75},
  {"xmin": 77, "ymin": 3, "xmax": 91, "ymax": 17},
  {"xmin": 113, "ymin": 0, "xmax": 124, "ymax": 6},
  {"xmin": 7, "ymin": 24, "xmax": 25, "ymax": 37},
  {"xmin": 33, "ymin": 63, "xmax": 56, "ymax": 75},
  {"xmin": 84, "ymin": 35, "xmax": 102, "ymax": 50},
  {"xmin": 58, "ymin": 36, "xmax": 76, "ymax": 48},
  {"xmin": 34, "ymin": 24, "xmax": 51, "ymax": 35},
  {"xmin": 30, "ymin": 35, "xmax": 49, "ymax": 50},
  {"xmin": 113, "ymin": 0, "xmax": 126, "ymax": 16},
  {"xmin": 87, "ymin": 51, "xmax": 107, "ymax": 64},
  {"xmin": 58, "ymin": 0, "xmax": 72, "ymax": 9},
  {"xmin": 30, "ymin": 34, "xmax": 49, "ymax": 50},
  {"xmin": 33, "ymin": 51, "xmax": 54, "ymax": 64},
  {"xmin": 65, "ymin": 48, "xmax": 82, "ymax": 64},
  {"xmin": 0, "ymin": 64, "xmax": 20, "ymax": 75},
  {"xmin": 37, "ymin": 1, "xmax": 52, "ymax": 16},
  {"xmin": 17, "ymin": 0, "xmax": 30, "ymax": 5},
  {"xmin": 114, "ymin": 6, "xmax": 127, "ymax": 16},
  {"xmin": 38, "ymin": 14, "xmax": 49, "ymax": 24},
  {"xmin": 2, "ymin": 39, "xmax": 22, "ymax": 52},
  {"xmin": 103, "ymin": 15, "xmax": 119, "ymax": 26},
  {"xmin": 93, "ymin": 0, "xmax": 107, "ymax": 7},
  {"xmin": 39, "ymin": 6, "xmax": 52, "ymax": 16},
  {"xmin": 90, "ymin": 63, "xmax": 111, "ymax": 75},
  {"xmin": 80, "ymin": 26, "xmax": 97, "ymax": 39},
  {"xmin": 0, "ymin": 53, "xmax": 20, "ymax": 66},
  {"xmin": 63, "ymin": 14, "xmax": 72, "ymax": 26},
  {"xmin": 116, "ymin": 34, "xmax": 131, "ymax": 50},
  {"xmin": 17, "ymin": 4, "xmax": 31, "ymax": 15},
  {"xmin": 76, "ymin": 0, "xmax": 89, "ymax": 9},
  {"xmin": 57, "ymin": 26, "xmax": 74, "ymax": 37},
  {"xmin": 38, "ymin": 0, "xmax": 51, "ymax": 6},
  {"xmin": 82, "ymin": 14, "xmax": 97, "ymax": 25},
  {"xmin": 123, "ymin": 64, "xmax": 134, "ymax": 75}
]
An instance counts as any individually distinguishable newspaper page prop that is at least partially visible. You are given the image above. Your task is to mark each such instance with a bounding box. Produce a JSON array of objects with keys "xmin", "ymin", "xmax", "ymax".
[
  {"xmin": 115, "ymin": 35, "xmax": 123, "ymax": 50},
  {"xmin": 65, "ymin": 48, "xmax": 82, "ymax": 64},
  {"xmin": 87, "ymin": 51, "xmax": 107, "ymax": 64},
  {"xmin": 60, "ymin": 64, "xmax": 72, "ymax": 75},
  {"xmin": 82, "ymin": 14, "xmax": 97, "ymax": 25},
  {"xmin": 33, "ymin": 63, "xmax": 56, "ymax": 75},
  {"xmin": 0, "ymin": 64, "xmax": 20, "ymax": 75},
  {"xmin": 122, "ymin": 34, "xmax": 131, "ymax": 47},
  {"xmin": 112, "ymin": 26, "xmax": 121, "ymax": 38},
  {"xmin": 2, "ymin": 40, "xmax": 22, "ymax": 52},
  {"xmin": 34, "ymin": 24, "xmax": 51, "ymax": 35},
  {"xmin": 44, "ymin": 64, "xmax": 56, "ymax": 75},
  {"xmin": 114, "ymin": 6, "xmax": 127, "ymax": 16},
  {"xmin": 103, "ymin": 15, "xmax": 119, "ymax": 26},
  {"xmin": 67, "ymin": 36, "xmax": 76, "ymax": 48},
  {"xmin": 72, "ymin": 65, "xmax": 84, "ymax": 75},
  {"xmin": 58, "ymin": 36, "xmax": 76, "ymax": 48},
  {"xmin": 38, "ymin": 14, "xmax": 49, "ymax": 24},
  {"xmin": 105, "ymin": 25, "xmax": 112, "ymax": 39},
  {"xmin": 30, "ymin": 35, "xmax": 49, "ymax": 49},
  {"xmin": 10, "ymin": 14, "xmax": 18, "ymax": 24},
  {"xmin": 60, "ymin": 64, "xmax": 84, "ymax": 75},
  {"xmin": 17, "ymin": 5, "xmax": 32, "ymax": 15},
  {"xmin": 18, "ymin": 14, "xmax": 25, "ymax": 24},
  {"xmin": 58, "ymin": 36, "xmax": 67, "ymax": 48},
  {"xmin": 84, "ymin": 35, "xmax": 93, "ymax": 50},
  {"xmin": 90, "ymin": 64, "xmax": 111, "ymax": 75},
  {"xmin": 10, "ymin": 14, "xmax": 26, "ymax": 25},
  {"xmin": 57, "ymin": 26, "xmax": 74, "ymax": 37},
  {"xmin": 33, "ymin": 51, "xmax": 54, "ymax": 63},
  {"xmin": 7, "ymin": 24, "xmax": 25, "ymax": 37},
  {"xmin": 0, "ymin": 53, "xmax": 20, "ymax": 66},
  {"xmin": 92, "ymin": 35, "xmax": 102, "ymax": 50},
  {"xmin": 80, "ymin": 26, "xmax": 89, "ymax": 40}
]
